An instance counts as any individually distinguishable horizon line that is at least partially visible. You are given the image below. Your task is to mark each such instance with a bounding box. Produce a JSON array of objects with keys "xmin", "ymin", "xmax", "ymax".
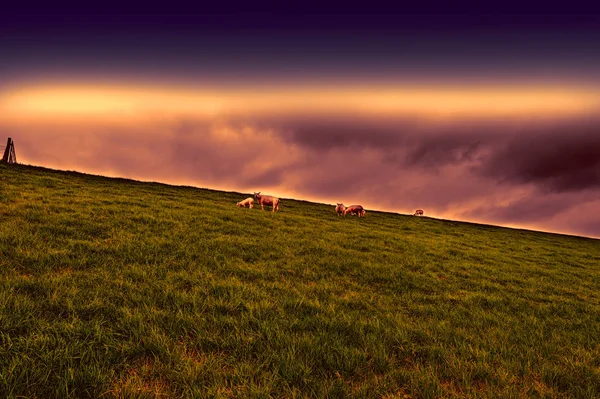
[{"xmin": 4, "ymin": 161, "xmax": 598, "ymax": 242}]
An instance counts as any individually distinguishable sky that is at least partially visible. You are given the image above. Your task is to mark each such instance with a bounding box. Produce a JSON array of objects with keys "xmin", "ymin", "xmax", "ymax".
[{"xmin": 2, "ymin": 7, "xmax": 600, "ymax": 238}]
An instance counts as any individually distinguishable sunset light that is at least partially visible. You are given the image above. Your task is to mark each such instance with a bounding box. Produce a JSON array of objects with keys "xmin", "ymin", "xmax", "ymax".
[{"xmin": 2, "ymin": 84, "xmax": 599, "ymax": 120}]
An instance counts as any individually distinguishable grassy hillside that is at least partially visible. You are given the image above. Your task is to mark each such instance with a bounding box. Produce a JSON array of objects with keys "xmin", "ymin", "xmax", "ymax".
[{"xmin": 1, "ymin": 163, "xmax": 599, "ymax": 399}]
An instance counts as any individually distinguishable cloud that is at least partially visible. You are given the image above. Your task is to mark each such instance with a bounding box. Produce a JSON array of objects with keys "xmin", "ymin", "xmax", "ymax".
[
  {"xmin": 475, "ymin": 120, "xmax": 600, "ymax": 193},
  {"xmin": 463, "ymin": 191, "xmax": 589, "ymax": 224}
]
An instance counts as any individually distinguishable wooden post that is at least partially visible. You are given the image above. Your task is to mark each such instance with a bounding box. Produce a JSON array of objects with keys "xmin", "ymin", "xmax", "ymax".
[
  {"xmin": 1, "ymin": 138, "xmax": 16, "ymax": 164},
  {"xmin": 9, "ymin": 140, "xmax": 16, "ymax": 164},
  {"xmin": 1, "ymin": 138, "xmax": 10, "ymax": 163}
]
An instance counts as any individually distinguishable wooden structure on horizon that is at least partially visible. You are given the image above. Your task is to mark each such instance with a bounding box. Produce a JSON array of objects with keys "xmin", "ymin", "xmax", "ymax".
[{"xmin": 1, "ymin": 138, "xmax": 17, "ymax": 164}]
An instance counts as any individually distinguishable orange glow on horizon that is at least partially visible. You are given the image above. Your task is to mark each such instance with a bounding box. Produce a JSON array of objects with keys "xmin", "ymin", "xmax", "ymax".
[{"xmin": 2, "ymin": 83, "xmax": 600, "ymax": 121}]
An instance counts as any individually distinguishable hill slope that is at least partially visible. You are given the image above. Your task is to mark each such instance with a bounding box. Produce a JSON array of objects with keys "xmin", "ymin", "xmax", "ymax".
[{"xmin": 1, "ymin": 163, "xmax": 599, "ymax": 398}]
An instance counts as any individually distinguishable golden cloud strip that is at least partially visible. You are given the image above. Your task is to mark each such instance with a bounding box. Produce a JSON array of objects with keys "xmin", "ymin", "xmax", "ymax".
[{"xmin": 2, "ymin": 83, "xmax": 600, "ymax": 121}]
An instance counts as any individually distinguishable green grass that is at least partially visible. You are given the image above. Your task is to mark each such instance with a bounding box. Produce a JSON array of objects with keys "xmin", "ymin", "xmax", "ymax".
[{"xmin": 1, "ymin": 163, "xmax": 600, "ymax": 399}]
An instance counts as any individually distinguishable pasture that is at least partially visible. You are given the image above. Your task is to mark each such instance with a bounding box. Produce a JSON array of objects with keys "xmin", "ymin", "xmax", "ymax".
[{"xmin": 1, "ymin": 163, "xmax": 599, "ymax": 398}]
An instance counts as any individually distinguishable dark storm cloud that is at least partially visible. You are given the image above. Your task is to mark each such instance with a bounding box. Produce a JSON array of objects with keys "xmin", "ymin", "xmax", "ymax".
[
  {"xmin": 247, "ymin": 113, "xmax": 600, "ymax": 194},
  {"xmin": 476, "ymin": 121, "xmax": 600, "ymax": 193},
  {"xmin": 248, "ymin": 113, "xmax": 486, "ymax": 157},
  {"xmin": 243, "ymin": 113, "xmax": 508, "ymax": 173},
  {"xmin": 393, "ymin": 134, "xmax": 484, "ymax": 170},
  {"xmin": 254, "ymin": 115, "xmax": 412, "ymax": 150}
]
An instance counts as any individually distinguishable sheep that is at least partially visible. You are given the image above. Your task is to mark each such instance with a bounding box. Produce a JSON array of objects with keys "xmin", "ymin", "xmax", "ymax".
[
  {"xmin": 254, "ymin": 192, "xmax": 280, "ymax": 212},
  {"xmin": 344, "ymin": 205, "xmax": 365, "ymax": 217},
  {"xmin": 236, "ymin": 197, "xmax": 254, "ymax": 208}
]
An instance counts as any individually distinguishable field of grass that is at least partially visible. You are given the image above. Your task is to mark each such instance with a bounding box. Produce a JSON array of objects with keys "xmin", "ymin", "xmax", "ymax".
[{"xmin": 1, "ymin": 162, "xmax": 600, "ymax": 398}]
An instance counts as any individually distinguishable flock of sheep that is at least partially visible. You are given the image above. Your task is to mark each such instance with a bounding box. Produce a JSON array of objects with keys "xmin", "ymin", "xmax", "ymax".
[
  {"xmin": 237, "ymin": 192, "xmax": 425, "ymax": 217},
  {"xmin": 237, "ymin": 192, "xmax": 425, "ymax": 218},
  {"xmin": 236, "ymin": 191, "xmax": 366, "ymax": 217}
]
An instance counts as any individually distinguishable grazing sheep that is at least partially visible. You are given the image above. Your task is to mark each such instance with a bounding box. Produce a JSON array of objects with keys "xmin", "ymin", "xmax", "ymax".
[
  {"xmin": 414, "ymin": 209, "xmax": 424, "ymax": 216},
  {"xmin": 335, "ymin": 203, "xmax": 346, "ymax": 216},
  {"xmin": 254, "ymin": 192, "xmax": 280, "ymax": 212},
  {"xmin": 237, "ymin": 197, "xmax": 254, "ymax": 208},
  {"xmin": 344, "ymin": 205, "xmax": 365, "ymax": 217}
]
